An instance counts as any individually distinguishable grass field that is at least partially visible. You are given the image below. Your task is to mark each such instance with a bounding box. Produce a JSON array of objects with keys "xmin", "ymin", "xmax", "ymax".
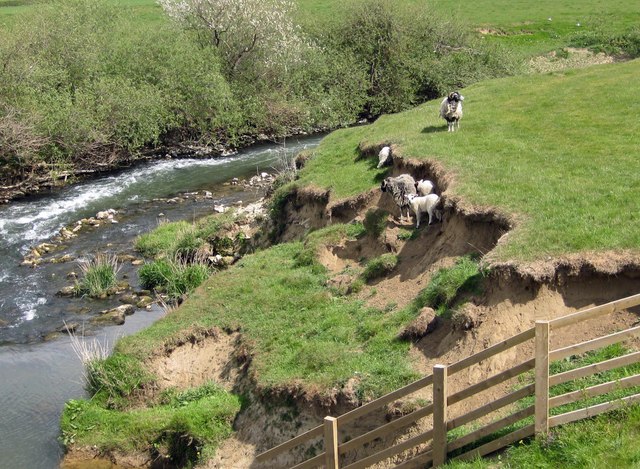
[
  {"xmin": 0, "ymin": 0, "xmax": 164, "ymax": 26},
  {"xmin": 297, "ymin": 59, "xmax": 640, "ymax": 262},
  {"xmin": 3, "ymin": 0, "xmax": 639, "ymax": 58},
  {"xmin": 298, "ymin": 0, "xmax": 640, "ymax": 57}
]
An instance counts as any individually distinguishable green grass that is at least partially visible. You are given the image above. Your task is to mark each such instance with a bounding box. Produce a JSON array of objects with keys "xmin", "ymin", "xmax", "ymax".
[
  {"xmin": 447, "ymin": 344, "xmax": 640, "ymax": 468},
  {"xmin": 298, "ymin": 0, "xmax": 640, "ymax": 58},
  {"xmin": 299, "ymin": 59, "xmax": 640, "ymax": 262},
  {"xmin": 0, "ymin": 0, "xmax": 164, "ymax": 27},
  {"xmin": 445, "ymin": 405, "xmax": 640, "ymax": 468},
  {"xmin": 361, "ymin": 253, "xmax": 399, "ymax": 282},
  {"xmin": 414, "ymin": 256, "xmax": 484, "ymax": 316},
  {"xmin": 61, "ymin": 382, "xmax": 240, "ymax": 465},
  {"xmin": 74, "ymin": 254, "xmax": 120, "ymax": 298},
  {"xmin": 117, "ymin": 229, "xmax": 419, "ymax": 400},
  {"xmin": 135, "ymin": 221, "xmax": 192, "ymax": 258}
]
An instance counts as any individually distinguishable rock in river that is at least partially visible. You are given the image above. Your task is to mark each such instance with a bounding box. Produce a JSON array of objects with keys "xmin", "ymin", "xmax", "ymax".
[{"xmin": 92, "ymin": 304, "xmax": 135, "ymax": 325}]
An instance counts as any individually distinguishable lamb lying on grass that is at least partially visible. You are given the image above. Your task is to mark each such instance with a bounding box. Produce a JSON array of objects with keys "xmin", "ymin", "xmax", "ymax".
[
  {"xmin": 407, "ymin": 193, "xmax": 442, "ymax": 228},
  {"xmin": 415, "ymin": 179, "xmax": 434, "ymax": 196},
  {"xmin": 381, "ymin": 174, "xmax": 417, "ymax": 221},
  {"xmin": 377, "ymin": 146, "xmax": 392, "ymax": 168}
]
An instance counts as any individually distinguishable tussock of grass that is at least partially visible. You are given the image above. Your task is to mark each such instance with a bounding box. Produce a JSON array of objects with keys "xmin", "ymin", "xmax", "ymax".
[
  {"xmin": 363, "ymin": 208, "xmax": 388, "ymax": 239},
  {"xmin": 138, "ymin": 259, "xmax": 173, "ymax": 290},
  {"xmin": 414, "ymin": 256, "xmax": 483, "ymax": 316},
  {"xmin": 84, "ymin": 352, "xmax": 155, "ymax": 409},
  {"xmin": 74, "ymin": 254, "xmax": 120, "ymax": 298},
  {"xmin": 139, "ymin": 258, "xmax": 211, "ymax": 300},
  {"xmin": 361, "ymin": 253, "xmax": 399, "ymax": 281}
]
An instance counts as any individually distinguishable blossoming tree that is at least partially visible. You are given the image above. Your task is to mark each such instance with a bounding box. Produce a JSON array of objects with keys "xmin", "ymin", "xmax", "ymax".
[{"xmin": 157, "ymin": 0, "xmax": 304, "ymax": 74}]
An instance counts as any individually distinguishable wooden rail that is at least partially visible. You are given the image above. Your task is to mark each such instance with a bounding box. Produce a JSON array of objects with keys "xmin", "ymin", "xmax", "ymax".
[{"xmin": 256, "ymin": 293, "xmax": 640, "ymax": 468}]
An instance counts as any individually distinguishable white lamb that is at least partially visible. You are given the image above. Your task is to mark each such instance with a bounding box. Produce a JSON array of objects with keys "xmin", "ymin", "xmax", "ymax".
[
  {"xmin": 415, "ymin": 179, "xmax": 434, "ymax": 196},
  {"xmin": 439, "ymin": 91, "xmax": 464, "ymax": 132},
  {"xmin": 377, "ymin": 146, "xmax": 392, "ymax": 169},
  {"xmin": 407, "ymin": 193, "xmax": 442, "ymax": 228}
]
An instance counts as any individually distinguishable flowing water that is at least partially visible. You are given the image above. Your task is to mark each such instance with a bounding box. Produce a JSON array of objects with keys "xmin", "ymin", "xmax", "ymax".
[{"xmin": 0, "ymin": 135, "xmax": 322, "ymax": 468}]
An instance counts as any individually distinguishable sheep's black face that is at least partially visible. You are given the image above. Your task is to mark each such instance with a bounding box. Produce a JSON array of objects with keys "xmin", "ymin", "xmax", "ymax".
[
  {"xmin": 448, "ymin": 91, "xmax": 463, "ymax": 102},
  {"xmin": 381, "ymin": 179, "xmax": 389, "ymax": 192}
]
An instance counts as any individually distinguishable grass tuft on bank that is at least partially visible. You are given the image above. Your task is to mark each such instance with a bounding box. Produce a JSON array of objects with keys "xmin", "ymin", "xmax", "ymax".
[
  {"xmin": 61, "ymin": 382, "xmax": 240, "ymax": 464},
  {"xmin": 74, "ymin": 254, "xmax": 120, "ymax": 298},
  {"xmin": 298, "ymin": 59, "xmax": 640, "ymax": 262}
]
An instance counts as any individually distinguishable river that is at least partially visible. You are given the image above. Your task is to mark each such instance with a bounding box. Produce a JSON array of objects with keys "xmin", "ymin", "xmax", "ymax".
[{"xmin": 0, "ymin": 136, "xmax": 322, "ymax": 468}]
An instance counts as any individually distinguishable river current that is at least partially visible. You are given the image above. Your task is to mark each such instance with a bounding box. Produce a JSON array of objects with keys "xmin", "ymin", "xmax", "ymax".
[{"xmin": 0, "ymin": 136, "xmax": 322, "ymax": 468}]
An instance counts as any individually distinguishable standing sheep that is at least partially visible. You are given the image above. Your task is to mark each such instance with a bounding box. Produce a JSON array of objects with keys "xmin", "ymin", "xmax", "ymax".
[
  {"xmin": 407, "ymin": 193, "xmax": 442, "ymax": 228},
  {"xmin": 439, "ymin": 91, "xmax": 464, "ymax": 132},
  {"xmin": 380, "ymin": 174, "xmax": 417, "ymax": 221},
  {"xmin": 377, "ymin": 146, "xmax": 392, "ymax": 169}
]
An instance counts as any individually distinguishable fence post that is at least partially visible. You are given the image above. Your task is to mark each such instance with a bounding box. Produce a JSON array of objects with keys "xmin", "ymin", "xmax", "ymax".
[
  {"xmin": 535, "ymin": 320, "xmax": 550, "ymax": 436},
  {"xmin": 433, "ymin": 364, "xmax": 448, "ymax": 467},
  {"xmin": 324, "ymin": 416, "xmax": 339, "ymax": 469}
]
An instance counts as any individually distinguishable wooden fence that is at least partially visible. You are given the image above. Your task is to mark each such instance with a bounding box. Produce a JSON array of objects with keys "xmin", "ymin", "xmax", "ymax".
[{"xmin": 256, "ymin": 293, "xmax": 640, "ymax": 468}]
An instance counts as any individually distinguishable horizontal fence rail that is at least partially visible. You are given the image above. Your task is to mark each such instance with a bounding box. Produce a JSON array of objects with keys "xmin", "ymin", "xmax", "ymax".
[{"xmin": 256, "ymin": 293, "xmax": 640, "ymax": 468}]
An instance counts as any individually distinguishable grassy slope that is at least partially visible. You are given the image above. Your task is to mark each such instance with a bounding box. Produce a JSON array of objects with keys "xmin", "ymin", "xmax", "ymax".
[
  {"xmin": 118, "ymin": 225, "xmax": 420, "ymax": 398},
  {"xmin": 298, "ymin": 59, "xmax": 640, "ymax": 261}
]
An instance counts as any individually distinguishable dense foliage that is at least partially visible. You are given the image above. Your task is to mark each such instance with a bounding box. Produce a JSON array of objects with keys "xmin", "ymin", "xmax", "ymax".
[{"xmin": 0, "ymin": 0, "xmax": 518, "ymax": 187}]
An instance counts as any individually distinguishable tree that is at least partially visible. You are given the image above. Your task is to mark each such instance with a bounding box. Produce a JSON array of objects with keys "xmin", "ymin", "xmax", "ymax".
[{"xmin": 157, "ymin": 0, "xmax": 305, "ymax": 75}]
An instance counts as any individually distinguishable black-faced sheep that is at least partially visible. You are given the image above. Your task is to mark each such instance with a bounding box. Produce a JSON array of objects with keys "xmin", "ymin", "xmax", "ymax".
[
  {"xmin": 381, "ymin": 174, "xmax": 417, "ymax": 220},
  {"xmin": 377, "ymin": 146, "xmax": 392, "ymax": 169},
  {"xmin": 439, "ymin": 91, "xmax": 464, "ymax": 132},
  {"xmin": 415, "ymin": 179, "xmax": 434, "ymax": 196},
  {"xmin": 407, "ymin": 193, "xmax": 442, "ymax": 228}
]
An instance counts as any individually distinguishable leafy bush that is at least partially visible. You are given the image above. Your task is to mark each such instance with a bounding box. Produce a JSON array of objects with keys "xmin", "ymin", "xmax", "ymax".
[
  {"xmin": 0, "ymin": 0, "xmax": 238, "ymax": 184},
  {"xmin": 75, "ymin": 254, "xmax": 120, "ymax": 298},
  {"xmin": 320, "ymin": 0, "xmax": 520, "ymax": 116}
]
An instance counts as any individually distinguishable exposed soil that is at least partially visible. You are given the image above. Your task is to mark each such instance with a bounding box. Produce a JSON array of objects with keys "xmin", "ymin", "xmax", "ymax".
[
  {"xmin": 528, "ymin": 47, "xmax": 615, "ymax": 74},
  {"xmin": 66, "ymin": 146, "xmax": 640, "ymax": 468}
]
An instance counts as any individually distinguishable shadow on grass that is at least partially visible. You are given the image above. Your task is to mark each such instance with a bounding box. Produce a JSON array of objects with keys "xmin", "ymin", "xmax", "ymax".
[{"xmin": 422, "ymin": 125, "xmax": 445, "ymax": 134}]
